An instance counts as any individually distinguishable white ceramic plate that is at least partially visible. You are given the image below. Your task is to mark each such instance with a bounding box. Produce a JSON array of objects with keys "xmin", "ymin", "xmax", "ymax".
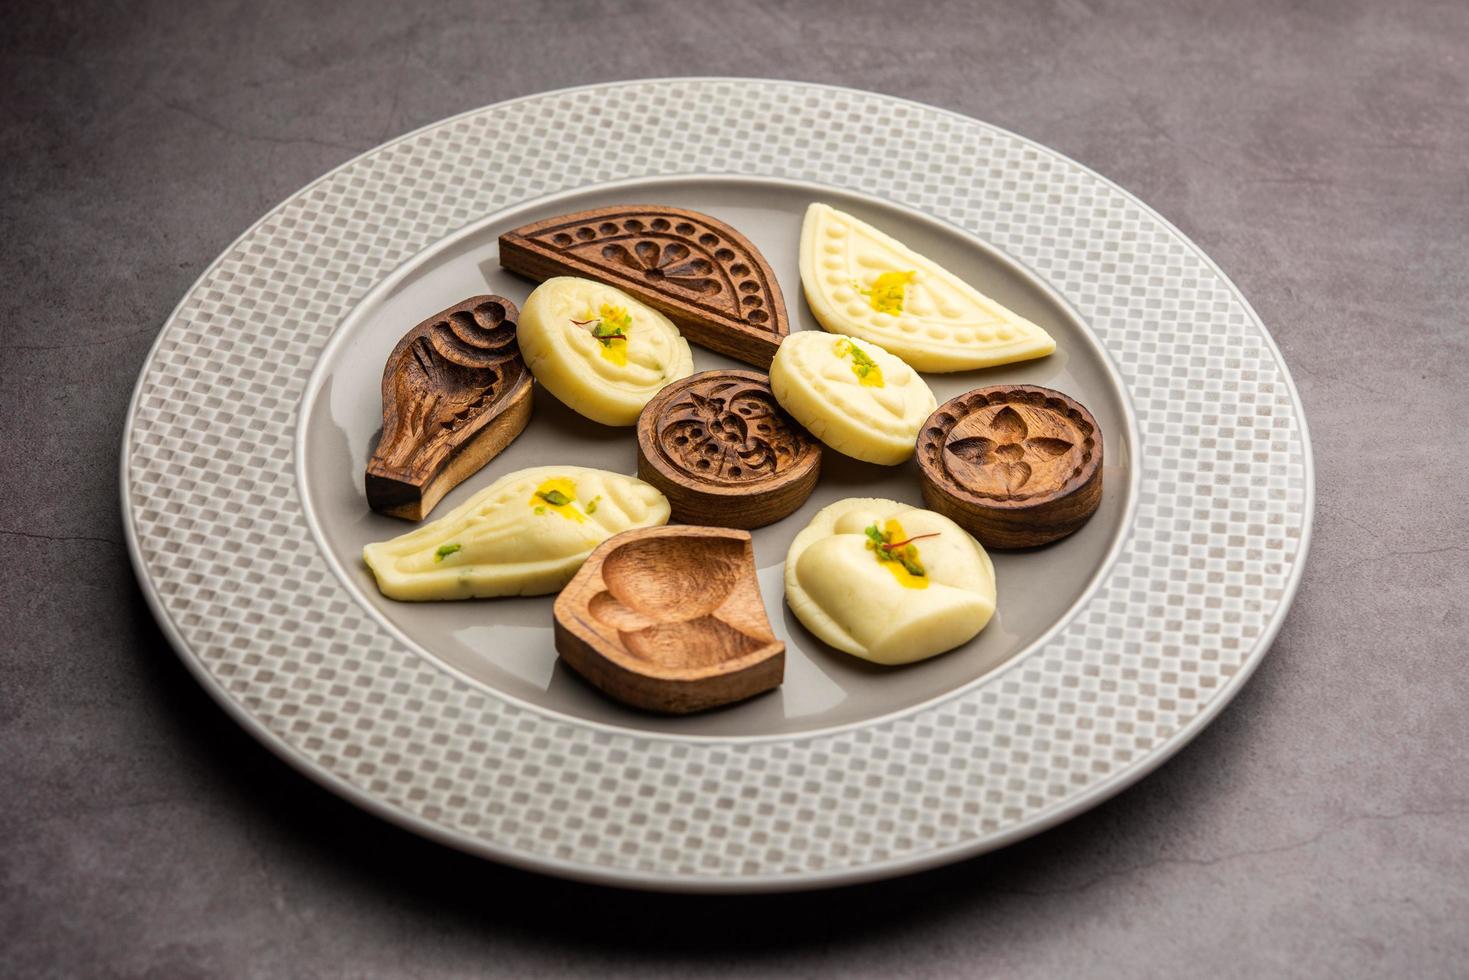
[{"xmin": 121, "ymin": 79, "xmax": 1313, "ymax": 892}]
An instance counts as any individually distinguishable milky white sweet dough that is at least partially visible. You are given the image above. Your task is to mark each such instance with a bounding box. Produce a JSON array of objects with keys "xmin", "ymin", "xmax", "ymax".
[
  {"xmin": 769, "ymin": 331, "xmax": 936, "ymax": 465},
  {"xmin": 784, "ymin": 498, "xmax": 996, "ymax": 665},
  {"xmin": 517, "ymin": 277, "xmax": 694, "ymax": 426},
  {"xmin": 363, "ymin": 466, "xmax": 670, "ymax": 600},
  {"xmin": 799, "ymin": 203, "xmax": 1056, "ymax": 372}
]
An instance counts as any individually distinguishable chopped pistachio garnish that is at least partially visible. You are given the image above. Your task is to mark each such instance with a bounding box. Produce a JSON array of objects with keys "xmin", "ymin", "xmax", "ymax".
[
  {"xmin": 586, "ymin": 495, "xmax": 601, "ymax": 515},
  {"xmin": 536, "ymin": 488, "xmax": 572, "ymax": 507},
  {"xmin": 864, "ymin": 522, "xmax": 939, "ymax": 578},
  {"xmin": 572, "ymin": 303, "xmax": 633, "ymax": 365},
  {"xmin": 434, "ymin": 543, "xmax": 462, "ymax": 562}
]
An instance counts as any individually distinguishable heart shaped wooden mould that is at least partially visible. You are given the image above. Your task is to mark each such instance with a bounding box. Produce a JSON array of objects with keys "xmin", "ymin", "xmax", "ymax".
[
  {"xmin": 553, "ymin": 526, "xmax": 785, "ymax": 714},
  {"xmin": 365, "ymin": 295, "xmax": 532, "ymax": 521},
  {"xmin": 916, "ymin": 384, "xmax": 1102, "ymax": 548},
  {"xmin": 499, "ymin": 206, "xmax": 788, "ymax": 367}
]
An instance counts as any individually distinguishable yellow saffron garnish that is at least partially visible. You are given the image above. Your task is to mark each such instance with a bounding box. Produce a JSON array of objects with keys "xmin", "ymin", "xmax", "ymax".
[
  {"xmin": 834, "ymin": 338, "xmax": 885, "ymax": 387},
  {"xmin": 864, "ymin": 270, "xmax": 915, "ymax": 315},
  {"xmin": 528, "ymin": 477, "xmax": 586, "ymax": 523}
]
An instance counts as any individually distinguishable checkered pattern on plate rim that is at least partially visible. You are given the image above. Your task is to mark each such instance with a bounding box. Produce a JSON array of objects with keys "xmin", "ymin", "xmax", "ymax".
[{"xmin": 124, "ymin": 79, "xmax": 1309, "ymax": 885}]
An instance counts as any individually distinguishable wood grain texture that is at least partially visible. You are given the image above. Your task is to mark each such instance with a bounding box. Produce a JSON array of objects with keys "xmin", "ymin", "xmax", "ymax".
[
  {"xmin": 635, "ymin": 370, "xmax": 821, "ymax": 529},
  {"xmin": 916, "ymin": 385, "xmax": 1102, "ymax": 548},
  {"xmin": 365, "ymin": 295, "xmax": 532, "ymax": 521},
  {"xmin": 499, "ymin": 205, "xmax": 788, "ymax": 367},
  {"xmin": 553, "ymin": 525, "xmax": 784, "ymax": 714}
]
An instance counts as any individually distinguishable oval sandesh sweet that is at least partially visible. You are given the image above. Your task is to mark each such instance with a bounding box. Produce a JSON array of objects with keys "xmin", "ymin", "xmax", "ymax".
[
  {"xmin": 917, "ymin": 385, "xmax": 1103, "ymax": 549},
  {"xmin": 636, "ymin": 370, "xmax": 822, "ymax": 529}
]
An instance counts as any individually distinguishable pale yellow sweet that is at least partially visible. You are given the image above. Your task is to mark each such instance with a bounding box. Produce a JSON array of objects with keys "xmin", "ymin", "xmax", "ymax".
[
  {"xmin": 799, "ymin": 203, "xmax": 1056, "ymax": 372},
  {"xmin": 769, "ymin": 331, "xmax": 936, "ymax": 465},
  {"xmin": 784, "ymin": 498, "xmax": 996, "ymax": 665},
  {"xmin": 363, "ymin": 466, "xmax": 670, "ymax": 601},
  {"xmin": 517, "ymin": 276, "xmax": 694, "ymax": 426}
]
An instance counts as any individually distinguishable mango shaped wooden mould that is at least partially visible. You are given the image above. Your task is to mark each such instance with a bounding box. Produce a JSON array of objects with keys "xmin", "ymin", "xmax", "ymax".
[
  {"xmin": 916, "ymin": 385, "xmax": 1103, "ymax": 549},
  {"xmin": 553, "ymin": 526, "xmax": 785, "ymax": 714},
  {"xmin": 499, "ymin": 206, "xmax": 788, "ymax": 368},
  {"xmin": 636, "ymin": 370, "xmax": 821, "ymax": 529},
  {"xmin": 366, "ymin": 295, "xmax": 532, "ymax": 521}
]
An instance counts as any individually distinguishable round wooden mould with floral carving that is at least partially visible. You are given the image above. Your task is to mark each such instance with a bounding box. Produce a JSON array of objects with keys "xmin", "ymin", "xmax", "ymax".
[
  {"xmin": 917, "ymin": 384, "xmax": 1103, "ymax": 549},
  {"xmin": 636, "ymin": 369, "xmax": 822, "ymax": 529}
]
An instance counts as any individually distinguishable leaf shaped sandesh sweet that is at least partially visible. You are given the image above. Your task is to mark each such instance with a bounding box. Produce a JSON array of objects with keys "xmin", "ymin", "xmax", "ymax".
[{"xmin": 362, "ymin": 466, "xmax": 671, "ymax": 601}]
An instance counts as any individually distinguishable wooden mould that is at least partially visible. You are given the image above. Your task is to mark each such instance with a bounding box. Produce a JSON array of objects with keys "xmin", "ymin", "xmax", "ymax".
[
  {"xmin": 365, "ymin": 295, "xmax": 532, "ymax": 521},
  {"xmin": 499, "ymin": 206, "xmax": 789, "ymax": 368},
  {"xmin": 553, "ymin": 526, "xmax": 785, "ymax": 714},
  {"xmin": 636, "ymin": 370, "xmax": 822, "ymax": 529},
  {"xmin": 916, "ymin": 385, "xmax": 1103, "ymax": 549}
]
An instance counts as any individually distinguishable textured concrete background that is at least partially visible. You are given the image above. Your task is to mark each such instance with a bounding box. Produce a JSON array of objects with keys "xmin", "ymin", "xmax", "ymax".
[{"xmin": 3, "ymin": 0, "xmax": 1467, "ymax": 976}]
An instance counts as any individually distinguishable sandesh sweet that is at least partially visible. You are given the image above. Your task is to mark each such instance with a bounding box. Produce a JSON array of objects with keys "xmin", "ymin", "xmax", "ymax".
[
  {"xmin": 784, "ymin": 498, "xmax": 997, "ymax": 665},
  {"xmin": 516, "ymin": 277, "xmax": 694, "ymax": 426},
  {"xmin": 799, "ymin": 203, "xmax": 1056, "ymax": 372},
  {"xmin": 362, "ymin": 466, "xmax": 671, "ymax": 601},
  {"xmin": 769, "ymin": 330, "xmax": 936, "ymax": 465}
]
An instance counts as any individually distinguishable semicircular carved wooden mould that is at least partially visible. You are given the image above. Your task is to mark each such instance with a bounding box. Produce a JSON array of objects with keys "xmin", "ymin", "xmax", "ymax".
[
  {"xmin": 553, "ymin": 526, "xmax": 785, "ymax": 714},
  {"xmin": 636, "ymin": 370, "xmax": 821, "ymax": 529},
  {"xmin": 499, "ymin": 206, "xmax": 789, "ymax": 368},
  {"xmin": 365, "ymin": 295, "xmax": 532, "ymax": 521},
  {"xmin": 917, "ymin": 384, "xmax": 1102, "ymax": 549}
]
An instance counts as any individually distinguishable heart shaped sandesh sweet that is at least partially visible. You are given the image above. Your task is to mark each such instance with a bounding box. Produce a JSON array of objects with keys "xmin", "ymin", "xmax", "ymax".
[
  {"xmin": 917, "ymin": 385, "xmax": 1103, "ymax": 549},
  {"xmin": 500, "ymin": 206, "xmax": 788, "ymax": 367},
  {"xmin": 553, "ymin": 526, "xmax": 784, "ymax": 714}
]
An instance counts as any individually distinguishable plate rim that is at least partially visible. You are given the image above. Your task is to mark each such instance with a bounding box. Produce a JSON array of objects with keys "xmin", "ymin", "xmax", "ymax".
[{"xmin": 120, "ymin": 77, "xmax": 1316, "ymax": 893}]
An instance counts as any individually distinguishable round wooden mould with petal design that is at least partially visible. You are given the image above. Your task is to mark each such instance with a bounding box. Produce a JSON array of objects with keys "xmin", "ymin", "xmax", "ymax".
[
  {"xmin": 917, "ymin": 384, "xmax": 1103, "ymax": 549},
  {"xmin": 635, "ymin": 370, "xmax": 822, "ymax": 529}
]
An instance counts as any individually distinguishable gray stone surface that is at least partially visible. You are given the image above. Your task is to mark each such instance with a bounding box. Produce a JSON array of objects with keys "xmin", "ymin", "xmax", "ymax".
[{"xmin": 3, "ymin": 0, "xmax": 1466, "ymax": 975}]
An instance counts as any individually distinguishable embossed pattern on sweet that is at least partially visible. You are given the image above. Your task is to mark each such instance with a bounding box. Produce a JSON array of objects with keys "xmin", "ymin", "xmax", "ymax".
[
  {"xmin": 516, "ymin": 277, "xmax": 694, "ymax": 426},
  {"xmin": 918, "ymin": 385, "xmax": 1103, "ymax": 548},
  {"xmin": 784, "ymin": 498, "xmax": 997, "ymax": 665},
  {"xmin": 769, "ymin": 330, "xmax": 936, "ymax": 465},
  {"xmin": 799, "ymin": 202, "xmax": 1056, "ymax": 372},
  {"xmin": 554, "ymin": 526, "xmax": 784, "ymax": 714},
  {"xmin": 362, "ymin": 466, "xmax": 670, "ymax": 600},
  {"xmin": 635, "ymin": 370, "xmax": 822, "ymax": 528},
  {"xmin": 365, "ymin": 295, "xmax": 532, "ymax": 521},
  {"xmin": 500, "ymin": 205, "xmax": 789, "ymax": 367}
]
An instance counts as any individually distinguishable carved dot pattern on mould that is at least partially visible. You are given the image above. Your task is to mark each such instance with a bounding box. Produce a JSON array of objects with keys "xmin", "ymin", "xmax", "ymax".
[{"xmin": 123, "ymin": 79, "xmax": 1310, "ymax": 887}]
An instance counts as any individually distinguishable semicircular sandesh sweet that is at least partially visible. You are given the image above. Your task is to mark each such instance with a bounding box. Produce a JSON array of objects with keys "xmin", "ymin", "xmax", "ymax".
[
  {"xmin": 769, "ymin": 331, "xmax": 936, "ymax": 466},
  {"xmin": 784, "ymin": 497, "xmax": 997, "ymax": 665},
  {"xmin": 917, "ymin": 385, "xmax": 1103, "ymax": 549},
  {"xmin": 365, "ymin": 295, "xmax": 532, "ymax": 521},
  {"xmin": 799, "ymin": 203, "xmax": 1056, "ymax": 372},
  {"xmin": 635, "ymin": 370, "xmax": 822, "ymax": 529},
  {"xmin": 362, "ymin": 465, "xmax": 671, "ymax": 601},
  {"xmin": 517, "ymin": 277, "xmax": 694, "ymax": 426},
  {"xmin": 499, "ymin": 205, "xmax": 788, "ymax": 368}
]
